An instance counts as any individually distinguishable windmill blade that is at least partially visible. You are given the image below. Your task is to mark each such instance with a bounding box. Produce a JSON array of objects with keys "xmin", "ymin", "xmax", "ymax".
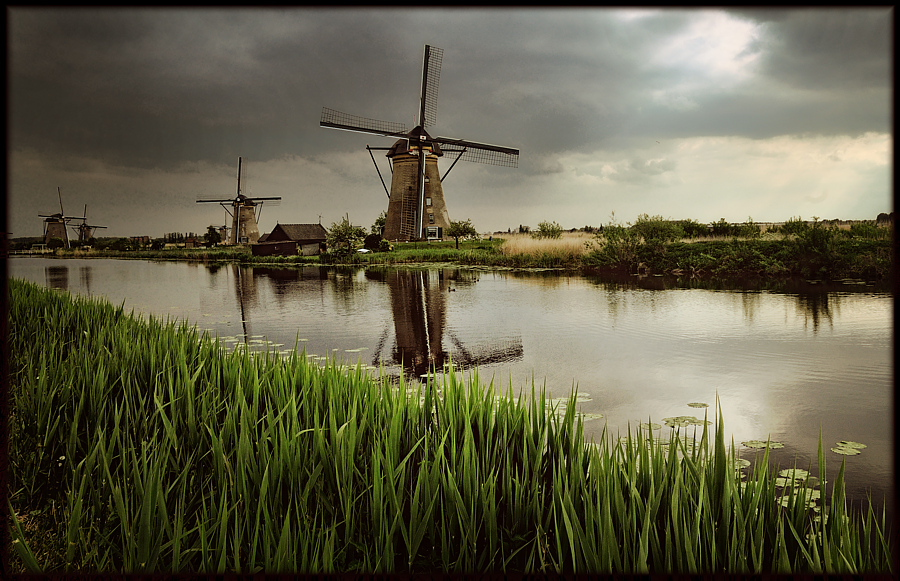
[
  {"xmin": 320, "ymin": 107, "xmax": 409, "ymax": 138},
  {"xmin": 433, "ymin": 137, "xmax": 519, "ymax": 168},
  {"xmin": 58, "ymin": 187, "xmax": 65, "ymax": 215},
  {"xmin": 197, "ymin": 198, "xmax": 240, "ymax": 203},
  {"xmin": 244, "ymin": 196, "xmax": 282, "ymax": 202},
  {"xmin": 419, "ymin": 45, "xmax": 442, "ymax": 128}
]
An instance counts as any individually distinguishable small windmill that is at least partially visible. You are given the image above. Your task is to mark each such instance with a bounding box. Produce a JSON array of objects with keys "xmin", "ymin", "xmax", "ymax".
[
  {"xmin": 38, "ymin": 188, "xmax": 84, "ymax": 248},
  {"xmin": 321, "ymin": 44, "xmax": 519, "ymax": 241},
  {"xmin": 197, "ymin": 157, "xmax": 281, "ymax": 245},
  {"xmin": 70, "ymin": 204, "xmax": 107, "ymax": 244}
]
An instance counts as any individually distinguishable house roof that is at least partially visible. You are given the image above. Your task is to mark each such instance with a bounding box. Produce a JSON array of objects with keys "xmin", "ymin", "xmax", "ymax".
[{"xmin": 273, "ymin": 223, "xmax": 328, "ymax": 242}]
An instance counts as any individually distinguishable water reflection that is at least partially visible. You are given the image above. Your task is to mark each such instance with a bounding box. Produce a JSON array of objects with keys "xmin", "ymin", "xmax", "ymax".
[
  {"xmin": 366, "ymin": 268, "xmax": 524, "ymax": 378},
  {"xmin": 79, "ymin": 266, "xmax": 93, "ymax": 296},
  {"xmin": 795, "ymin": 292, "xmax": 836, "ymax": 333},
  {"xmin": 45, "ymin": 265, "xmax": 68, "ymax": 290}
]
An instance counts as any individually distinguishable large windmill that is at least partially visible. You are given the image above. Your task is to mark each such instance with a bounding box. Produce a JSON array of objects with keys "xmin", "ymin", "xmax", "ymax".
[
  {"xmin": 70, "ymin": 205, "xmax": 107, "ymax": 243},
  {"xmin": 197, "ymin": 157, "xmax": 281, "ymax": 245},
  {"xmin": 321, "ymin": 44, "xmax": 519, "ymax": 241},
  {"xmin": 39, "ymin": 188, "xmax": 84, "ymax": 248}
]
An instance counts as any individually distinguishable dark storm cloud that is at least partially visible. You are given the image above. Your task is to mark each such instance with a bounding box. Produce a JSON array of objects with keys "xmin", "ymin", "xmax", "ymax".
[
  {"xmin": 11, "ymin": 7, "xmax": 890, "ymax": 173},
  {"xmin": 729, "ymin": 8, "xmax": 892, "ymax": 91}
]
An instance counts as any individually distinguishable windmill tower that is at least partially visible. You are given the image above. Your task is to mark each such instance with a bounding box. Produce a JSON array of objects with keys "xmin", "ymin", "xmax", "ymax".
[
  {"xmin": 197, "ymin": 157, "xmax": 281, "ymax": 245},
  {"xmin": 39, "ymin": 188, "xmax": 84, "ymax": 248},
  {"xmin": 321, "ymin": 44, "xmax": 519, "ymax": 241},
  {"xmin": 71, "ymin": 204, "xmax": 107, "ymax": 243}
]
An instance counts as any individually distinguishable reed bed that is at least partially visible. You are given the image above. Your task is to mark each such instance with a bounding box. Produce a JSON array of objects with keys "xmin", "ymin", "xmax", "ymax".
[
  {"xmin": 7, "ymin": 278, "xmax": 894, "ymax": 574},
  {"xmin": 500, "ymin": 232, "xmax": 595, "ymax": 258}
]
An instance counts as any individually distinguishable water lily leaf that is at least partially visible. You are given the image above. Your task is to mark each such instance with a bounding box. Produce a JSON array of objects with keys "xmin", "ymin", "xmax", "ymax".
[
  {"xmin": 662, "ymin": 416, "xmax": 700, "ymax": 427},
  {"xmin": 778, "ymin": 468, "xmax": 810, "ymax": 480},
  {"xmin": 835, "ymin": 440, "xmax": 866, "ymax": 449},
  {"xmin": 729, "ymin": 458, "xmax": 751, "ymax": 470},
  {"xmin": 640, "ymin": 422, "xmax": 661, "ymax": 430},
  {"xmin": 687, "ymin": 402, "xmax": 709, "ymax": 408},
  {"xmin": 831, "ymin": 446, "xmax": 861, "ymax": 455},
  {"xmin": 579, "ymin": 412, "xmax": 605, "ymax": 421},
  {"xmin": 742, "ymin": 439, "xmax": 783, "ymax": 449}
]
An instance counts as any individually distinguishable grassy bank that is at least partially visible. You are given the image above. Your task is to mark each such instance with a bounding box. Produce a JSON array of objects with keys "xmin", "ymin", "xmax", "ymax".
[
  {"xmin": 6, "ymin": 278, "xmax": 893, "ymax": 574},
  {"xmin": 35, "ymin": 222, "xmax": 892, "ymax": 281}
]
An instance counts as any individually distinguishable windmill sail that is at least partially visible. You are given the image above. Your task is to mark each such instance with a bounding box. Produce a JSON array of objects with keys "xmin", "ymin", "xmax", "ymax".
[{"xmin": 419, "ymin": 45, "xmax": 442, "ymax": 128}]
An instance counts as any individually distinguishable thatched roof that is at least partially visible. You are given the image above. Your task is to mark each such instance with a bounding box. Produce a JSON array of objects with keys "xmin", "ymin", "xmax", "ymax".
[{"xmin": 271, "ymin": 223, "xmax": 328, "ymax": 242}]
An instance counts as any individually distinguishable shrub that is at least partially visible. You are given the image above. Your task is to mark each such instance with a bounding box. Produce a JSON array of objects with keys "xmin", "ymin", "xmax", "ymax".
[
  {"xmin": 677, "ymin": 219, "xmax": 709, "ymax": 239},
  {"xmin": 363, "ymin": 234, "xmax": 384, "ymax": 251},
  {"xmin": 532, "ymin": 221, "xmax": 563, "ymax": 240},
  {"xmin": 631, "ymin": 214, "xmax": 683, "ymax": 247}
]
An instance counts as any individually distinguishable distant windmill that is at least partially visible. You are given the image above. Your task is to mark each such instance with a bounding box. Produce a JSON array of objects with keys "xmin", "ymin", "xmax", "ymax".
[
  {"xmin": 197, "ymin": 157, "xmax": 281, "ymax": 245},
  {"xmin": 70, "ymin": 204, "xmax": 107, "ymax": 243},
  {"xmin": 321, "ymin": 44, "xmax": 519, "ymax": 241},
  {"xmin": 38, "ymin": 188, "xmax": 84, "ymax": 248}
]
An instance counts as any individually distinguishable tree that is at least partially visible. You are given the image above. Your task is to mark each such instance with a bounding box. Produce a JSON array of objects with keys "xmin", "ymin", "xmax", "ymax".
[
  {"xmin": 326, "ymin": 217, "xmax": 366, "ymax": 255},
  {"xmin": 532, "ymin": 220, "xmax": 563, "ymax": 239},
  {"xmin": 204, "ymin": 225, "xmax": 222, "ymax": 247},
  {"xmin": 371, "ymin": 211, "xmax": 387, "ymax": 235},
  {"xmin": 446, "ymin": 219, "xmax": 478, "ymax": 249}
]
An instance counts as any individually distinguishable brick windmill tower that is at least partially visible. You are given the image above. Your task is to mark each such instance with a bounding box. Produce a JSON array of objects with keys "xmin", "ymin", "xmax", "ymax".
[
  {"xmin": 321, "ymin": 44, "xmax": 519, "ymax": 241},
  {"xmin": 39, "ymin": 188, "xmax": 84, "ymax": 248}
]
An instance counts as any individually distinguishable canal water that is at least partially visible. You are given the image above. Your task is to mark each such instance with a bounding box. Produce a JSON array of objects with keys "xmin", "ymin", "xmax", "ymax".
[{"xmin": 8, "ymin": 257, "xmax": 895, "ymax": 529}]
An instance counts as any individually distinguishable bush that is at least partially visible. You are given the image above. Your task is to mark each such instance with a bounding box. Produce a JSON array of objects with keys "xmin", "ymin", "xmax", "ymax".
[
  {"xmin": 677, "ymin": 219, "xmax": 709, "ymax": 239},
  {"xmin": 326, "ymin": 217, "xmax": 366, "ymax": 255},
  {"xmin": 532, "ymin": 221, "xmax": 563, "ymax": 240},
  {"xmin": 363, "ymin": 234, "xmax": 384, "ymax": 251},
  {"xmin": 631, "ymin": 214, "xmax": 683, "ymax": 247}
]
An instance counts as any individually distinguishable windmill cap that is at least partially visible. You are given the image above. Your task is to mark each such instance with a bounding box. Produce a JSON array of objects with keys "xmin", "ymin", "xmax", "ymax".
[{"xmin": 386, "ymin": 131, "xmax": 444, "ymax": 158}]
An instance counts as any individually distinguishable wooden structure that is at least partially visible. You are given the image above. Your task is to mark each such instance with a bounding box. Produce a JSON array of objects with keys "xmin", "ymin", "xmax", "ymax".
[
  {"xmin": 320, "ymin": 44, "xmax": 518, "ymax": 242},
  {"xmin": 252, "ymin": 223, "xmax": 327, "ymax": 257}
]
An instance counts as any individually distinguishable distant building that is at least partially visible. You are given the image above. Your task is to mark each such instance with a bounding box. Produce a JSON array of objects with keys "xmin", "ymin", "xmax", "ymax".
[
  {"xmin": 130, "ymin": 235, "xmax": 150, "ymax": 246},
  {"xmin": 251, "ymin": 223, "xmax": 328, "ymax": 257}
]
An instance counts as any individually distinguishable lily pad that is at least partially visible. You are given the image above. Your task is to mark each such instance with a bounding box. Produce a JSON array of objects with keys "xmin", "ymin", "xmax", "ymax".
[
  {"xmin": 831, "ymin": 446, "xmax": 861, "ymax": 455},
  {"xmin": 742, "ymin": 439, "xmax": 784, "ymax": 449},
  {"xmin": 579, "ymin": 412, "xmax": 605, "ymax": 421},
  {"xmin": 687, "ymin": 402, "xmax": 709, "ymax": 408},
  {"xmin": 640, "ymin": 422, "xmax": 661, "ymax": 431},
  {"xmin": 779, "ymin": 468, "xmax": 810, "ymax": 480},
  {"xmin": 835, "ymin": 441, "xmax": 866, "ymax": 449},
  {"xmin": 662, "ymin": 416, "xmax": 706, "ymax": 427}
]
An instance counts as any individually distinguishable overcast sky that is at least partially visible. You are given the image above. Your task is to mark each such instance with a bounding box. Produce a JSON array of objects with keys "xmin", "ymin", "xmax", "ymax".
[{"xmin": 6, "ymin": 7, "xmax": 893, "ymax": 238}]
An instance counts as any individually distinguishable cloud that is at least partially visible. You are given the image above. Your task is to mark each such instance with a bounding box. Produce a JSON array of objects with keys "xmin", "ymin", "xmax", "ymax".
[{"xmin": 6, "ymin": 8, "xmax": 892, "ymax": 239}]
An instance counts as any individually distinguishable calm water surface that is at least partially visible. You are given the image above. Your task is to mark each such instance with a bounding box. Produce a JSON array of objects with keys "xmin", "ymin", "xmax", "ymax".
[{"xmin": 9, "ymin": 257, "xmax": 895, "ymax": 526}]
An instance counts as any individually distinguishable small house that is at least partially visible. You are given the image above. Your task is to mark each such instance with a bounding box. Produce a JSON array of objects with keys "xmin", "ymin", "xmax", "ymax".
[{"xmin": 252, "ymin": 223, "xmax": 328, "ymax": 257}]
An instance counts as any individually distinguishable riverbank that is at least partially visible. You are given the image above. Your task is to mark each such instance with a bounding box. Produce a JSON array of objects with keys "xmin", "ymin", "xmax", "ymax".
[
  {"xmin": 7, "ymin": 278, "xmax": 894, "ymax": 574},
  {"xmin": 24, "ymin": 227, "xmax": 893, "ymax": 282}
]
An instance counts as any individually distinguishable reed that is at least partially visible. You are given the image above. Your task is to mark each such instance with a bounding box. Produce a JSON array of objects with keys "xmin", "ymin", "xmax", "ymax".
[
  {"xmin": 500, "ymin": 232, "xmax": 595, "ymax": 257},
  {"xmin": 7, "ymin": 278, "xmax": 893, "ymax": 574}
]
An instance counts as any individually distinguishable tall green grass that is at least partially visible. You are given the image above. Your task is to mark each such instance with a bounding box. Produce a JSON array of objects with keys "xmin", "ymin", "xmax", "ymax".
[{"xmin": 7, "ymin": 278, "xmax": 893, "ymax": 573}]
